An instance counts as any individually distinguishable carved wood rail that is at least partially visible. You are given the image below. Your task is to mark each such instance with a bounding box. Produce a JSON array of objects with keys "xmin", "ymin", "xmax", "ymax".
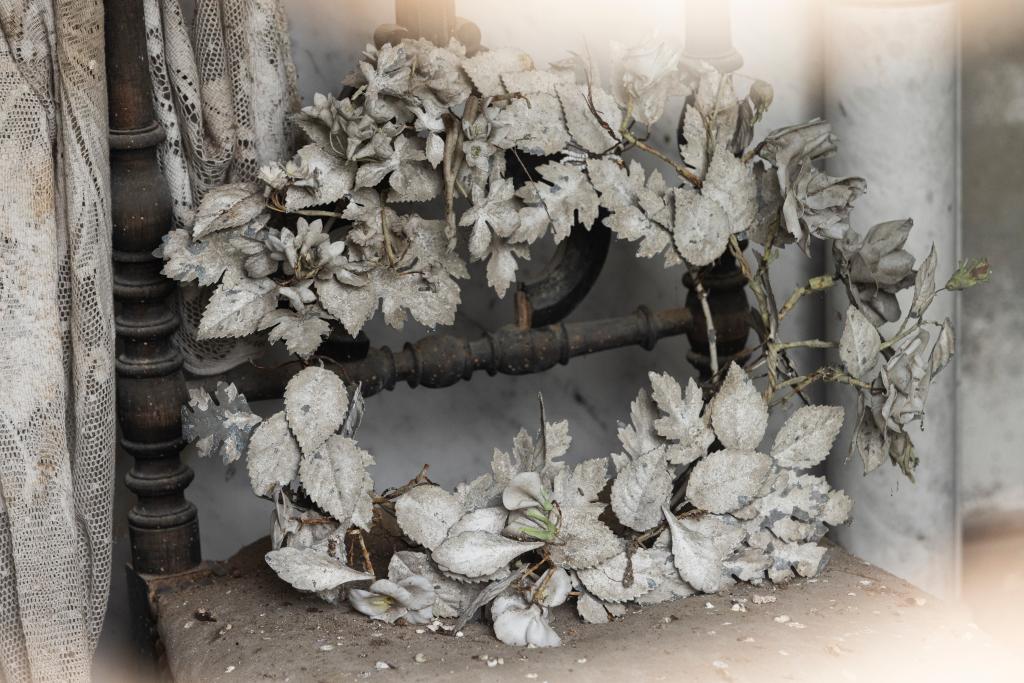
[{"xmin": 106, "ymin": 0, "xmax": 751, "ymax": 662}]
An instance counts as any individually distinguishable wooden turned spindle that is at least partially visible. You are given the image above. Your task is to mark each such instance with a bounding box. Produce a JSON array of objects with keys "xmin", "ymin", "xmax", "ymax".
[{"xmin": 106, "ymin": 0, "xmax": 200, "ymax": 576}]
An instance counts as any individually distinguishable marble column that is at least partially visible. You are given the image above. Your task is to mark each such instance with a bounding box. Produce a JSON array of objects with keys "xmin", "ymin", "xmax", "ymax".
[{"xmin": 824, "ymin": 0, "xmax": 960, "ymax": 598}]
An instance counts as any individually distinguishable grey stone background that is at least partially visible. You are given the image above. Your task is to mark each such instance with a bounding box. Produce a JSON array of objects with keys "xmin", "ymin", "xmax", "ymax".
[{"xmin": 100, "ymin": 0, "xmax": 1024, "ymax": 655}]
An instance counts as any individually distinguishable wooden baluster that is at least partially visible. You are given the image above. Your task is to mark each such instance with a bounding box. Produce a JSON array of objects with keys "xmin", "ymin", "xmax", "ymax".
[{"xmin": 106, "ymin": 0, "xmax": 200, "ymax": 577}]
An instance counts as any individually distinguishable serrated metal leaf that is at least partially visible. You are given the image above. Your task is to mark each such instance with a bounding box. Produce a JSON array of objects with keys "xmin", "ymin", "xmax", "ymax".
[
  {"xmin": 285, "ymin": 367, "xmax": 348, "ymax": 456},
  {"xmin": 649, "ymin": 372, "xmax": 714, "ymax": 465},
  {"xmin": 610, "ymin": 449, "xmax": 672, "ymax": 532},
  {"xmin": 686, "ymin": 449, "xmax": 772, "ymax": 514},
  {"xmin": 265, "ymin": 547, "xmax": 372, "ymax": 592},
  {"xmin": 710, "ymin": 362, "xmax": 768, "ymax": 450},
  {"xmin": 395, "ymin": 485, "xmax": 464, "ymax": 551},
  {"xmin": 247, "ymin": 412, "xmax": 301, "ymax": 497},
  {"xmin": 839, "ymin": 305, "xmax": 881, "ymax": 380},
  {"xmin": 299, "ymin": 435, "xmax": 375, "ymax": 530},
  {"xmin": 431, "ymin": 531, "xmax": 542, "ymax": 579},
  {"xmin": 193, "ymin": 182, "xmax": 265, "ymax": 239},
  {"xmin": 770, "ymin": 405, "xmax": 844, "ymax": 469}
]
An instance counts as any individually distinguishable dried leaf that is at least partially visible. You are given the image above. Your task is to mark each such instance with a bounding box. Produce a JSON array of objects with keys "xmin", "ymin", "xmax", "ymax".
[
  {"xmin": 770, "ymin": 405, "xmax": 844, "ymax": 469},
  {"xmin": 247, "ymin": 412, "xmax": 301, "ymax": 497},
  {"xmin": 285, "ymin": 367, "xmax": 348, "ymax": 456},
  {"xmin": 839, "ymin": 305, "xmax": 882, "ymax": 380},
  {"xmin": 634, "ymin": 548, "xmax": 695, "ymax": 605},
  {"xmin": 710, "ymin": 363, "xmax": 768, "ymax": 450},
  {"xmin": 686, "ymin": 449, "xmax": 772, "ymax": 514},
  {"xmin": 193, "ymin": 183, "xmax": 265, "ymax": 239},
  {"xmin": 854, "ymin": 412, "xmax": 886, "ymax": 474},
  {"xmin": 395, "ymin": 485, "xmax": 464, "ymax": 551},
  {"xmin": 431, "ymin": 531, "xmax": 542, "ymax": 579},
  {"xmin": 265, "ymin": 547, "xmax": 372, "ymax": 592}
]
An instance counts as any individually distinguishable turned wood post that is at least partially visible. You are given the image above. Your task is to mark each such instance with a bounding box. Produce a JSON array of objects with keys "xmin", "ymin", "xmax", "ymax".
[{"xmin": 106, "ymin": 0, "xmax": 201, "ymax": 575}]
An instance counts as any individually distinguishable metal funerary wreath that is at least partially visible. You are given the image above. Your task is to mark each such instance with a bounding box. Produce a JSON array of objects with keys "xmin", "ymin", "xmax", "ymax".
[{"xmin": 163, "ymin": 37, "xmax": 988, "ymax": 647}]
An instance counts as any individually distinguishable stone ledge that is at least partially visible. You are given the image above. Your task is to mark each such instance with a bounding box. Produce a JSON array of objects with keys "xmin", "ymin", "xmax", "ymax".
[{"xmin": 153, "ymin": 538, "xmax": 1017, "ymax": 682}]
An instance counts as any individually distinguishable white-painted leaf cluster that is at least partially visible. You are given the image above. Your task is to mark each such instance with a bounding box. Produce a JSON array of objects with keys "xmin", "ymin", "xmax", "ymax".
[{"xmin": 171, "ymin": 29, "xmax": 974, "ymax": 651}]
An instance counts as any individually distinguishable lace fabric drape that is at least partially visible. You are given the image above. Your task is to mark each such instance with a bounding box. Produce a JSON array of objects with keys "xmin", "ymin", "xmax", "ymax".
[
  {"xmin": 143, "ymin": 0, "xmax": 299, "ymax": 375},
  {"xmin": 0, "ymin": 0, "xmax": 114, "ymax": 680}
]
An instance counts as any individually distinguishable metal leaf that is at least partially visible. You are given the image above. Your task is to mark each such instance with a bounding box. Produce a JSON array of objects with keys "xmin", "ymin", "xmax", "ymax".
[
  {"xmin": 431, "ymin": 531, "xmax": 542, "ymax": 579},
  {"xmin": 192, "ymin": 182, "xmax": 265, "ymax": 239},
  {"xmin": 686, "ymin": 449, "xmax": 772, "ymax": 514},
  {"xmin": 672, "ymin": 187, "xmax": 731, "ymax": 267},
  {"xmin": 610, "ymin": 448, "xmax": 673, "ymax": 532},
  {"xmin": 770, "ymin": 405, "xmax": 845, "ymax": 470},
  {"xmin": 575, "ymin": 550, "xmax": 656, "ymax": 603},
  {"xmin": 710, "ymin": 362, "xmax": 768, "ymax": 451},
  {"xmin": 299, "ymin": 435, "xmax": 375, "ymax": 530},
  {"xmin": 395, "ymin": 484, "xmax": 464, "ymax": 551},
  {"xmin": 182, "ymin": 382, "xmax": 261, "ymax": 465},
  {"xmin": 462, "ymin": 47, "xmax": 533, "ymax": 97},
  {"xmin": 285, "ymin": 366, "xmax": 348, "ymax": 457},
  {"xmin": 546, "ymin": 503, "xmax": 624, "ymax": 570},
  {"xmin": 246, "ymin": 412, "xmax": 301, "ymax": 497},
  {"xmin": 648, "ymin": 372, "xmax": 714, "ymax": 465},
  {"xmin": 702, "ymin": 150, "xmax": 756, "ymax": 235},
  {"xmin": 197, "ymin": 278, "xmax": 277, "ymax": 340},
  {"xmin": 663, "ymin": 507, "xmax": 739, "ymax": 594},
  {"xmin": 929, "ymin": 317, "xmax": 955, "ymax": 377},
  {"xmin": 555, "ymin": 82, "xmax": 622, "ymax": 155},
  {"xmin": 839, "ymin": 305, "xmax": 881, "ymax": 380},
  {"xmin": 388, "ymin": 550, "xmax": 476, "ymax": 619},
  {"xmin": 264, "ymin": 547, "xmax": 372, "ymax": 593},
  {"xmin": 910, "ymin": 244, "xmax": 938, "ymax": 318}
]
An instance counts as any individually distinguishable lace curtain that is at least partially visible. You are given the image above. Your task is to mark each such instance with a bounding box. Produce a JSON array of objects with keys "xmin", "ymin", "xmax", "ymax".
[
  {"xmin": 0, "ymin": 0, "xmax": 114, "ymax": 680},
  {"xmin": 143, "ymin": 0, "xmax": 299, "ymax": 375}
]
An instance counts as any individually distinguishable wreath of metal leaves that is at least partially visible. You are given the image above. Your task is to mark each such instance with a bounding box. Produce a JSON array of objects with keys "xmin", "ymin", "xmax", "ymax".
[{"xmin": 174, "ymin": 38, "xmax": 976, "ymax": 648}]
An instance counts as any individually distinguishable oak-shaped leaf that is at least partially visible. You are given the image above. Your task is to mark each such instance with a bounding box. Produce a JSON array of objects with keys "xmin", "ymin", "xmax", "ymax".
[
  {"xmin": 770, "ymin": 405, "xmax": 844, "ymax": 470},
  {"xmin": 182, "ymin": 382, "xmax": 261, "ymax": 465},
  {"xmin": 259, "ymin": 308, "xmax": 331, "ymax": 360},
  {"xmin": 839, "ymin": 305, "xmax": 881, "ymax": 380},
  {"xmin": 395, "ymin": 484, "xmax": 464, "ymax": 551},
  {"xmin": 701, "ymin": 150, "xmax": 757, "ymax": 235},
  {"xmin": 247, "ymin": 412, "xmax": 302, "ymax": 497},
  {"xmin": 431, "ymin": 531, "xmax": 543, "ymax": 579},
  {"xmin": 158, "ymin": 229, "xmax": 241, "ymax": 287},
  {"xmin": 710, "ymin": 363, "xmax": 768, "ymax": 451},
  {"xmin": 518, "ymin": 161, "xmax": 600, "ymax": 243},
  {"xmin": 264, "ymin": 546, "xmax": 372, "ymax": 593},
  {"xmin": 685, "ymin": 449, "xmax": 772, "ymax": 514},
  {"xmin": 648, "ymin": 372, "xmax": 714, "ymax": 466},
  {"xmin": 285, "ymin": 366, "xmax": 349, "ymax": 456},
  {"xmin": 192, "ymin": 182, "xmax": 265, "ymax": 239}
]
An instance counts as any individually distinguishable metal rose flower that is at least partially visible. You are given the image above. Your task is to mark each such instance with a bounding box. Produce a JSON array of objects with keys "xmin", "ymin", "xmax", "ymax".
[
  {"xmin": 611, "ymin": 40, "xmax": 684, "ymax": 126},
  {"xmin": 838, "ymin": 218, "xmax": 918, "ymax": 325},
  {"xmin": 348, "ymin": 575, "xmax": 435, "ymax": 625},
  {"xmin": 490, "ymin": 594, "xmax": 561, "ymax": 648}
]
